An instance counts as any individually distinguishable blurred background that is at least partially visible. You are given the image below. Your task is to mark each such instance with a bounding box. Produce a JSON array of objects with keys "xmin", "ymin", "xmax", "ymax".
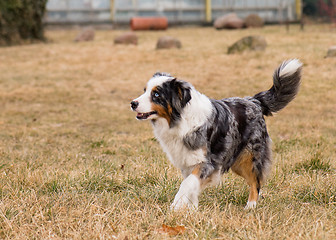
[
  {"xmin": 44, "ymin": 0, "xmax": 334, "ymax": 25},
  {"xmin": 45, "ymin": 0, "xmax": 302, "ymax": 24},
  {"xmin": 1, "ymin": 0, "xmax": 336, "ymax": 46}
]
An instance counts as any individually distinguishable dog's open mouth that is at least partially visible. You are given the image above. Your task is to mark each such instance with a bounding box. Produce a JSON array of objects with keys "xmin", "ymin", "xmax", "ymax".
[{"xmin": 136, "ymin": 111, "xmax": 157, "ymax": 120}]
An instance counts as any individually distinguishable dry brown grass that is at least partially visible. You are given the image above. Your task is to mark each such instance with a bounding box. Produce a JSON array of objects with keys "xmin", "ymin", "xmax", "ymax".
[{"xmin": 0, "ymin": 24, "xmax": 336, "ymax": 239}]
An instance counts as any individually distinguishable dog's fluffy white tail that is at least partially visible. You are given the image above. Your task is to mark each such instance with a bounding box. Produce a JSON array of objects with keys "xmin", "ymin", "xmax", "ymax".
[
  {"xmin": 278, "ymin": 59, "xmax": 302, "ymax": 78},
  {"xmin": 254, "ymin": 59, "xmax": 302, "ymax": 116}
]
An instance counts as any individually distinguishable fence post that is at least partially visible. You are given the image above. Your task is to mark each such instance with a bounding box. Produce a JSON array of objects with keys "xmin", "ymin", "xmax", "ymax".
[
  {"xmin": 296, "ymin": 0, "xmax": 302, "ymax": 20},
  {"xmin": 110, "ymin": 0, "xmax": 114, "ymax": 21},
  {"xmin": 205, "ymin": 0, "xmax": 212, "ymax": 23}
]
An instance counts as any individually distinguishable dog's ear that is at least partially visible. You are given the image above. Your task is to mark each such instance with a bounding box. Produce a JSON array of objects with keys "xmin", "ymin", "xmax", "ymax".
[{"xmin": 170, "ymin": 78, "xmax": 191, "ymax": 109}]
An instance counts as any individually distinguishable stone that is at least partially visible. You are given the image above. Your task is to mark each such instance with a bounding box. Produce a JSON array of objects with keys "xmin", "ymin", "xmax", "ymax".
[
  {"xmin": 244, "ymin": 14, "xmax": 264, "ymax": 28},
  {"xmin": 228, "ymin": 36, "xmax": 267, "ymax": 54},
  {"xmin": 326, "ymin": 46, "xmax": 336, "ymax": 58},
  {"xmin": 74, "ymin": 27, "xmax": 95, "ymax": 42},
  {"xmin": 214, "ymin": 13, "xmax": 244, "ymax": 30},
  {"xmin": 156, "ymin": 36, "xmax": 182, "ymax": 49},
  {"xmin": 114, "ymin": 32, "xmax": 138, "ymax": 45}
]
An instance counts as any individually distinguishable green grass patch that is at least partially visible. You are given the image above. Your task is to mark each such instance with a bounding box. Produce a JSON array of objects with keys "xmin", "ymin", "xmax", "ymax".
[
  {"xmin": 294, "ymin": 185, "xmax": 336, "ymax": 205},
  {"xmin": 274, "ymin": 138, "xmax": 300, "ymax": 153},
  {"xmin": 200, "ymin": 180, "xmax": 249, "ymax": 209},
  {"xmin": 294, "ymin": 152, "xmax": 332, "ymax": 174},
  {"xmin": 90, "ymin": 139, "xmax": 106, "ymax": 149}
]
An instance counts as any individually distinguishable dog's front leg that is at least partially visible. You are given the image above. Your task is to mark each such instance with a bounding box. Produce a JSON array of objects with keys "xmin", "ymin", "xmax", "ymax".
[
  {"xmin": 171, "ymin": 163, "xmax": 220, "ymax": 211},
  {"xmin": 171, "ymin": 173, "xmax": 201, "ymax": 211}
]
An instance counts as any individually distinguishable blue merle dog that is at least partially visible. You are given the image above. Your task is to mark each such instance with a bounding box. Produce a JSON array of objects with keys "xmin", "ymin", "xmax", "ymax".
[{"xmin": 131, "ymin": 59, "xmax": 302, "ymax": 210}]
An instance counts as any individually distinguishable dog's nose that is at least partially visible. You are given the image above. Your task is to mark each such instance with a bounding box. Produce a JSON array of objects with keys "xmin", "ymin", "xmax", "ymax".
[{"xmin": 130, "ymin": 101, "xmax": 139, "ymax": 110}]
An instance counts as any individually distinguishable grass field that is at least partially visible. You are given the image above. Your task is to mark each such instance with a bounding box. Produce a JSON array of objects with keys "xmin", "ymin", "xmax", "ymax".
[{"xmin": 0, "ymin": 24, "xmax": 336, "ymax": 239}]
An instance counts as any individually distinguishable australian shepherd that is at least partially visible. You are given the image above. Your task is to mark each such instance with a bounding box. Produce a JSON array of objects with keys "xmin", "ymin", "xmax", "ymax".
[{"xmin": 130, "ymin": 59, "xmax": 302, "ymax": 210}]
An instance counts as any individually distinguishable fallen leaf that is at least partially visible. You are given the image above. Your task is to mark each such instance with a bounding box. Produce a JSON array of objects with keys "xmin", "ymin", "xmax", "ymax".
[{"xmin": 158, "ymin": 224, "xmax": 186, "ymax": 236}]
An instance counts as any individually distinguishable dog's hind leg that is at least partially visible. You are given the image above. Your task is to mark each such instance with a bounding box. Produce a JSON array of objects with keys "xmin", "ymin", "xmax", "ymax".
[
  {"xmin": 171, "ymin": 163, "xmax": 220, "ymax": 211},
  {"xmin": 231, "ymin": 150, "xmax": 260, "ymax": 209}
]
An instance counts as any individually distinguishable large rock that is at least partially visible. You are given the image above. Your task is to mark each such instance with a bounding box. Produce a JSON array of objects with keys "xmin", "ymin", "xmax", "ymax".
[
  {"xmin": 228, "ymin": 36, "xmax": 267, "ymax": 54},
  {"xmin": 214, "ymin": 13, "xmax": 244, "ymax": 30},
  {"xmin": 114, "ymin": 32, "xmax": 138, "ymax": 45},
  {"xmin": 74, "ymin": 27, "xmax": 95, "ymax": 42},
  {"xmin": 156, "ymin": 36, "xmax": 182, "ymax": 49},
  {"xmin": 326, "ymin": 46, "xmax": 336, "ymax": 58},
  {"xmin": 244, "ymin": 14, "xmax": 264, "ymax": 28}
]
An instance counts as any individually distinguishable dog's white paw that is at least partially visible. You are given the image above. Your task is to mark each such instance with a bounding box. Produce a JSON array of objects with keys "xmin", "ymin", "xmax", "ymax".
[
  {"xmin": 171, "ymin": 174, "xmax": 200, "ymax": 211},
  {"xmin": 244, "ymin": 201, "xmax": 257, "ymax": 210},
  {"xmin": 170, "ymin": 195, "xmax": 198, "ymax": 211}
]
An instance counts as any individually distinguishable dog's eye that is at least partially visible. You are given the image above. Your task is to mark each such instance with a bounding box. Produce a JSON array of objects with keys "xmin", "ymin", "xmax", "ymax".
[
  {"xmin": 154, "ymin": 92, "xmax": 160, "ymax": 98},
  {"xmin": 144, "ymin": 88, "xmax": 146, "ymax": 92}
]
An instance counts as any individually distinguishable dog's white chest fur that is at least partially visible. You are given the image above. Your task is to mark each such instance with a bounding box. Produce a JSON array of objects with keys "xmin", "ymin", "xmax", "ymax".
[
  {"xmin": 152, "ymin": 90, "xmax": 212, "ymax": 176},
  {"xmin": 153, "ymin": 121, "xmax": 204, "ymax": 174}
]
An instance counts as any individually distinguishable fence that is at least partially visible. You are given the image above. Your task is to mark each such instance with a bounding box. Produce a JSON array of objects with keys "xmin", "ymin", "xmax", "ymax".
[
  {"xmin": 45, "ymin": 0, "xmax": 111, "ymax": 24},
  {"xmin": 45, "ymin": 0, "xmax": 301, "ymax": 24}
]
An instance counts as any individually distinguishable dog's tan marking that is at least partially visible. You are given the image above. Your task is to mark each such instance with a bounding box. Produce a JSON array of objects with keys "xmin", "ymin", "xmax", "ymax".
[
  {"xmin": 151, "ymin": 103, "xmax": 171, "ymax": 125},
  {"xmin": 191, "ymin": 164, "xmax": 201, "ymax": 175},
  {"xmin": 231, "ymin": 150, "xmax": 260, "ymax": 204},
  {"xmin": 191, "ymin": 163, "xmax": 220, "ymax": 189},
  {"xmin": 151, "ymin": 86, "xmax": 173, "ymax": 125},
  {"xmin": 201, "ymin": 145, "xmax": 207, "ymax": 155},
  {"xmin": 177, "ymin": 87, "xmax": 183, "ymax": 100}
]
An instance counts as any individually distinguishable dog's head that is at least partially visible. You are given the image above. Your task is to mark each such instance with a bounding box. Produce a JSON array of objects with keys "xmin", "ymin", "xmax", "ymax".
[{"xmin": 130, "ymin": 72, "xmax": 191, "ymax": 127}]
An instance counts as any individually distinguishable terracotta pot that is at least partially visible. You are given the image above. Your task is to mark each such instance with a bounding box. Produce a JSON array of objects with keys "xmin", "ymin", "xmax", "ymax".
[{"xmin": 130, "ymin": 17, "xmax": 168, "ymax": 30}]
